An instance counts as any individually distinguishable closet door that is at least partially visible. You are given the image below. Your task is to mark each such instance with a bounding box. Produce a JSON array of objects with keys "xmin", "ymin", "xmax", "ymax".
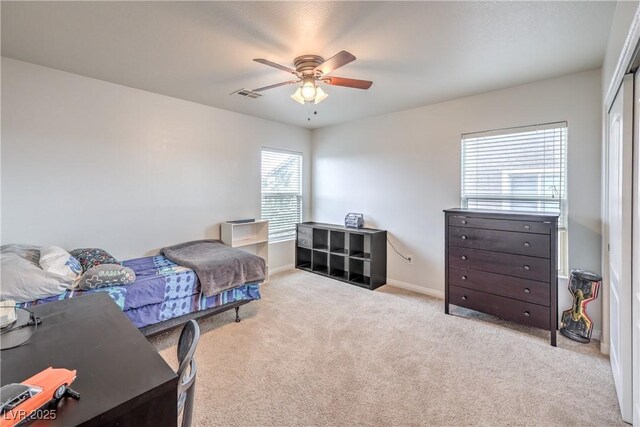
[
  {"xmin": 606, "ymin": 74, "xmax": 633, "ymax": 423},
  {"xmin": 634, "ymin": 69, "xmax": 640, "ymax": 427}
]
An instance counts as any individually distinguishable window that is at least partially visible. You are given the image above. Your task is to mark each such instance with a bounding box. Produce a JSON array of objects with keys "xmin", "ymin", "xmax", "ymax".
[
  {"xmin": 261, "ymin": 148, "xmax": 303, "ymax": 242},
  {"xmin": 461, "ymin": 122, "xmax": 568, "ymax": 275}
]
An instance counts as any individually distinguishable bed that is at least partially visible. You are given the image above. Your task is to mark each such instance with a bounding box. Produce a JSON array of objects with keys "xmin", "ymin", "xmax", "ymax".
[{"xmin": 17, "ymin": 255, "xmax": 261, "ymax": 336}]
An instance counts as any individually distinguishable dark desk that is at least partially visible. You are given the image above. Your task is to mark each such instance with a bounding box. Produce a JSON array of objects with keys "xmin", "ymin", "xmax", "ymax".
[{"xmin": 1, "ymin": 293, "xmax": 177, "ymax": 426}]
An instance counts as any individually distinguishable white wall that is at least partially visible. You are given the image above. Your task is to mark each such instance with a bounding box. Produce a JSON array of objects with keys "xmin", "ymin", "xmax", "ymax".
[
  {"xmin": 1, "ymin": 58, "xmax": 311, "ymax": 270},
  {"xmin": 311, "ymin": 69, "xmax": 603, "ymax": 335}
]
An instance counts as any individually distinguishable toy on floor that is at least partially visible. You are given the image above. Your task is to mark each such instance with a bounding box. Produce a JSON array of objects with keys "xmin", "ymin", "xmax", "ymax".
[
  {"xmin": 0, "ymin": 367, "xmax": 80, "ymax": 426},
  {"xmin": 559, "ymin": 270, "xmax": 602, "ymax": 343}
]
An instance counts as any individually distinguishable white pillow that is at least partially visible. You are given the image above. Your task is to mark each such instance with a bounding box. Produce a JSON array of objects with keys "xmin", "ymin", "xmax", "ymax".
[
  {"xmin": 0, "ymin": 245, "xmax": 75, "ymax": 303},
  {"xmin": 39, "ymin": 246, "xmax": 82, "ymax": 280}
]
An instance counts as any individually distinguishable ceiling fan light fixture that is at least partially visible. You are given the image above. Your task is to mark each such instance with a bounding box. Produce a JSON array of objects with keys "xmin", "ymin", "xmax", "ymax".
[
  {"xmin": 291, "ymin": 87, "xmax": 305, "ymax": 104},
  {"xmin": 300, "ymin": 77, "xmax": 317, "ymax": 101},
  {"xmin": 314, "ymin": 86, "xmax": 328, "ymax": 104}
]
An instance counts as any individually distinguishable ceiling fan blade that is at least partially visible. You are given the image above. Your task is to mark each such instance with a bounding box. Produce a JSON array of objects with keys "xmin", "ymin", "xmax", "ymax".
[
  {"xmin": 253, "ymin": 80, "xmax": 299, "ymax": 92},
  {"xmin": 315, "ymin": 51, "xmax": 356, "ymax": 75},
  {"xmin": 253, "ymin": 58, "xmax": 297, "ymax": 74},
  {"xmin": 323, "ymin": 76, "xmax": 373, "ymax": 90}
]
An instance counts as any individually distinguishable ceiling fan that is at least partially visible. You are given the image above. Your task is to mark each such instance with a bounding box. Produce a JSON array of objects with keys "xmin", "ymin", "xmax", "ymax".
[{"xmin": 251, "ymin": 50, "xmax": 372, "ymax": 105}]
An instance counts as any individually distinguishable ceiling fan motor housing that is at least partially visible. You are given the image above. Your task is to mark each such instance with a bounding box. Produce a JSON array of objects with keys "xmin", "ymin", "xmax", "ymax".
[{"xmin": 294, "ymin": 55, "xmax": 325, "ymax": 77}]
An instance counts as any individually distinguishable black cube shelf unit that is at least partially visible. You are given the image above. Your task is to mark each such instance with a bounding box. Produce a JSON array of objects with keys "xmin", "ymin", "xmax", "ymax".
[{"xmin": 296, "ymin": 222, "xmax": 387, "ymax": 290}]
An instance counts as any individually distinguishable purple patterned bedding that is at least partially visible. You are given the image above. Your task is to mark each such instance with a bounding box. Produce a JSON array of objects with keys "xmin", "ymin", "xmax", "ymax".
[{"xmin": 17, "ymin": 255, "xmax": 261, "ymax": 328}]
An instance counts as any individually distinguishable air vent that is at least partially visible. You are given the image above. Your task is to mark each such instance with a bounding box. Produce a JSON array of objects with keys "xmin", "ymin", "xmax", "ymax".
[{"xmin": 230, "ymin": 88, "xmax": 262, "ymax": 99}]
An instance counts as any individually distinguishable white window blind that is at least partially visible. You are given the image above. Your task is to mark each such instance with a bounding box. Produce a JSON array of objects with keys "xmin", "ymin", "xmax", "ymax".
[
  {"xmin": 261, "ymin": 149, "xmax": 303, "ymax": 242},
  {"xmin": 461, "ymin": 122, "xmax": 567, "ymax": 228}
]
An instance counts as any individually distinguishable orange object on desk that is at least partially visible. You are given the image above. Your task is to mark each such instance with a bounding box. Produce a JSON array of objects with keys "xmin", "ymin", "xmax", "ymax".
[{"xmin": 0, "ymin": 367, "xmax": 77, "ymax": 426}]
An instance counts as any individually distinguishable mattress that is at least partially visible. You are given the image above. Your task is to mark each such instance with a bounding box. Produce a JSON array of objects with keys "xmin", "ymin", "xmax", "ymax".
[{"xmin": 17, "ymin": 255, "xmax": 261, "ymax": 328}]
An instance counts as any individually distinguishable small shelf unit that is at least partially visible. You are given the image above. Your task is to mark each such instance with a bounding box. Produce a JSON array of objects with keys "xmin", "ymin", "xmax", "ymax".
[
  {"xmin": 221, "ymin": 219, "xmax": 269, "ymax": 280},
  {"xmin": 296, "ymin": 222, "xmax": 387, "ymax": 290}
]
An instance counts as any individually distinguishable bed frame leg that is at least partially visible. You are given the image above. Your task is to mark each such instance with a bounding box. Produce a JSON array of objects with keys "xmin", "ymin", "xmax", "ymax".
[{"xmin": 235, "ymin": 306, "xmax": 241, "ymax": 323}]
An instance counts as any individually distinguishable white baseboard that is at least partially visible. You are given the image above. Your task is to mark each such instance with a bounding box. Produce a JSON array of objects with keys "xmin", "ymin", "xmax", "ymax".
[
  {"xmin": 592, "ymin": 328, "xmax": 602, "ymax": 343},
  {"xmin": 270, "ymin": 264, "xmax": 294, "ymax": 276},
  {"xmin": 386, "ymin": 279, "xmax": 444, "ymax": 299}
]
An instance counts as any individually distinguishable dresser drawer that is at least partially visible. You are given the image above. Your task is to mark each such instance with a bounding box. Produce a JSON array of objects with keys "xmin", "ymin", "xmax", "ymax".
[
  {"xmin": 448, "ymin": 266, "xmax": 550, "ymax": 306},
  {"xmin": 448, "ymin": 246, "xmax": 550, "ymax": 282},
  {"xmin": 448, "ymin": 227, "xmax": 550, "ymax": 258},
  {"xmin": 297, "ymin": 234, "xmax": 312, "ymax": 248},
  {"xmin": 448, "ymin": 215, "xmax": 551, "ymax": 234},
  {"xmin": 449, "ymin": 285, "xmax": 550, "ymax": 329},
  {"xmin": 297, "ymin": 226, "xmax": 312, "ymax": 237}
]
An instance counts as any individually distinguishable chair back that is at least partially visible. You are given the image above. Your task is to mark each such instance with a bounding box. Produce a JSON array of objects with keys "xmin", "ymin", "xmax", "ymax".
[{"xmin": 177, "ymin": 320, "xmax": 200, "ymax": 427}]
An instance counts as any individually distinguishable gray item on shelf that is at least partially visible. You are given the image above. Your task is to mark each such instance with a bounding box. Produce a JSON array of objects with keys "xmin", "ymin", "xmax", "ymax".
[
  {"xmin": 345, "ymin": 213, "xmax": 364, "ymax": 228},
  {"xmin": 227, "ymin": 219, "xmax": 255, "ymax": 224}
]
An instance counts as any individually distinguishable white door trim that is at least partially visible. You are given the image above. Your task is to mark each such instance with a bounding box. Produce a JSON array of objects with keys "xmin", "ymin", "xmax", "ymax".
[
  {"xmin": 602, "ymin": 5, "xmax": 640, "ymax": 425},
  {"xmin": 604, "ymin": 3, "xmax": 640, "ymax": 108},
  {"xmin": 607, "ymin": 75, "xmax": 634, "ymax": 424},
  {"xmin": 633, "ymin": 68, "xmax": 640, "ymax": 427},
  {"xmin": 602, "ymin": 1, "xmax": 640, "ymax": 356}
]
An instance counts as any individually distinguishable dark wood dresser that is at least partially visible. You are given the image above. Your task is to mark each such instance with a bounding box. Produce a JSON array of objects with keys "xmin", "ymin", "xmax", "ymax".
[{"xmin": 444, "ymin": 208, "xmax": 559, "ymax": 346}]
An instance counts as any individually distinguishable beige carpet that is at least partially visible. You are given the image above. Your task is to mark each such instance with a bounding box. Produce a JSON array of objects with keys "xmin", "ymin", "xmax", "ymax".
[{"xmin": 151, "ymin": 269, "xmax": 625, "ymax": 426}]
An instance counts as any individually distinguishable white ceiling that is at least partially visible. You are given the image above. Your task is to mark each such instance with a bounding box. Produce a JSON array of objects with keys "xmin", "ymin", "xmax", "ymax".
[{"xmin": 1, "ymin": 1, "xmax": 615, "ymax": 129}]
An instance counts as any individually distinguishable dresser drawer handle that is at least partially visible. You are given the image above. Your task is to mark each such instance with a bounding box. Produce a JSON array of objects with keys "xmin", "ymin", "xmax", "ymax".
[
  {"xmin": 523, "ymin": 265, "xmax": 530, "ymax": 271},
  {"xmin": 461, "ymin": 255, "xmax": 467, "ymax": 260},
  {"xmin": 523, "ymin": 242, "xmax": 530, "ymax": 247},
  {"xmin": 524, "ymin": 311, "xmax": 530, "ymax": 317},
  {"xmin": 461, "ymin": 235, "xmax": 467, "ymax": 240},
  {"xmin": 461, "ymin": 220, "xmax": 467, "ymax": 225},
  {"xmin": 461, "ymin": 275, "xmax": 467, "ymax": 280},
  {"xmin": 524, "ymin": 288, "xmax": 531, "ymax": 294},
  {"xmin": 524, "ymin": 225, "xmax": 531, "ymax": 230},
  {"xmin": 461, "ymin": 295, "xmax": 468, "ymax": 301},
  {"xmin": 301, "ymin": 239, "xmax": 307, "ymax": 245}
]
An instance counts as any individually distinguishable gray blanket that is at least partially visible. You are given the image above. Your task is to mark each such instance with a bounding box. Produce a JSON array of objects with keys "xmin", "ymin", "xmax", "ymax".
[{"xmin": 161, "ymin": 240, "xmax": 266, "ymax": 297}]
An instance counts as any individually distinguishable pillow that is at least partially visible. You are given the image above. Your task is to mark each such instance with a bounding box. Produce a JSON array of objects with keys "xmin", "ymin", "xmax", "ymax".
[
  {"xmin": 76, "ymin": 264, "xmax": 136, "ymax": 290},
  {"xmin": 0, "ymin": 244, "xmax": 75, "ymax": 303},
  {"xmin": 69, "ymin": 248, "xmax": 120, "ymax": 272},
  {"xmin": 39, "ymin": 246, "xmax": 82, "ymax": 281}
]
